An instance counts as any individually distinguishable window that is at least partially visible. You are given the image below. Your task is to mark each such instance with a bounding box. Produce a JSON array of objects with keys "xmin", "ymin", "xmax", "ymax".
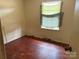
[{"xmin": 41, "ymin": 1, "xmax": 62, "ymax": 30}]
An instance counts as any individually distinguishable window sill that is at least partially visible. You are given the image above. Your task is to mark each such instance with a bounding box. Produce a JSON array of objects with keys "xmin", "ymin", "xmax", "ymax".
[{"xmin": 41, "ymin": 26, "xmax": 59, "ymax": 30}]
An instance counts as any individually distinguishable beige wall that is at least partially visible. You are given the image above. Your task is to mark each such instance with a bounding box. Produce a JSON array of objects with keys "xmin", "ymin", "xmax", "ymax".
[
  {"xmin": 0, "ymin": 0, "xmax": 25, "ymax": 44},
  {"xmin": 0, "ymin": 0, "xmax": 75, "ymax": 44},
  {"xmin": 24, "ymin": 0, "xmax": 75, "ymax": 43},
  {"xmin": 70, "ymin": 0, "xmax": 79, "ymax": 58},
  {"xmin": 0, "ymin": 20, "xmax": 5, "ymax": 59}
]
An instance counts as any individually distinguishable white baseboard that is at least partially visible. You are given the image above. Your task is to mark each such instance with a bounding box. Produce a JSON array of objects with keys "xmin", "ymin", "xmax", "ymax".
[{"xmin": 65, "ymin": 51, "xmax": 77, "ymax": 58}]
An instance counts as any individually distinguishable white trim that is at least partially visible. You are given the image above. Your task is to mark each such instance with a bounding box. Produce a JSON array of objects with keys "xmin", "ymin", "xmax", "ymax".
[
  {"xmin": 42, "ymin": 1, "xmax": 61, "ymax": 6},
  {"xmin": 41, "ymin": 26, "xmax": 59, "ymax": 30}
]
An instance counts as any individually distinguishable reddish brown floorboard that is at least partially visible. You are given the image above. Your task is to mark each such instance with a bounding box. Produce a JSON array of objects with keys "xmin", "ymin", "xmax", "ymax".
[{"xmin": 5, "ymin": 36, "xmax": 67, "ymax": 59}]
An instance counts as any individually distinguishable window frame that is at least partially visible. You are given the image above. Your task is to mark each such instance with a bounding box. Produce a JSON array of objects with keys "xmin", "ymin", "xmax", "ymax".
[{"xmin": 40, "ymin": 0, "xmax": 64, "ymax": 30}]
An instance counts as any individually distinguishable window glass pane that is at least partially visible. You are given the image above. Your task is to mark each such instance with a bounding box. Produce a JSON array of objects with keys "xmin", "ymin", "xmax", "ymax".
[
  {"xmin": 42, "ymin": 16, "xmax": 59, "ymax": 27},
  {"xmin": 42, "ymin": 1, "xmax": 61, "ymax": 15},
  {"xmin": 41, "ymin": 15, "xmax": 59, "ymax": 30}
]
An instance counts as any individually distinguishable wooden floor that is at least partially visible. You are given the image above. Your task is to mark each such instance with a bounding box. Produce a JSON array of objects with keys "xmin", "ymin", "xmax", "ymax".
[{"xmin": 5, "ymin": 36, "xmax": 68, "ymax": 59}]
